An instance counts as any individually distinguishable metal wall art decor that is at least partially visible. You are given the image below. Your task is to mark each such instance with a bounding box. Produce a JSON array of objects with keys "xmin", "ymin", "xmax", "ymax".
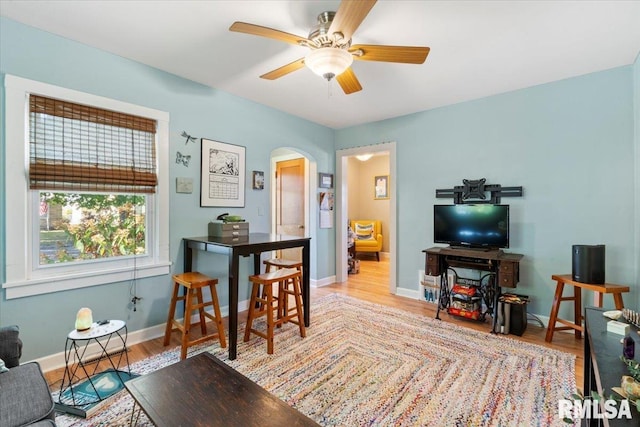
[
  {"xmin": 181, "ymin": 131, "xmax": 197, "ymax": 145},
  {"xmin": 175, "ymin": 151, "xmax": 191, "ymax": 167},
  {"xmin": 200, "ymin": 138, "xmax": 246, "ymax": 207}
]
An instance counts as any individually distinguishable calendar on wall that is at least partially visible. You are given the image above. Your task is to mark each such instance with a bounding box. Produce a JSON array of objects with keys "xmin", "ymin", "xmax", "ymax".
[{"xmin": 200, "ymin": 138, "xmax": 246, "ymax": 207}]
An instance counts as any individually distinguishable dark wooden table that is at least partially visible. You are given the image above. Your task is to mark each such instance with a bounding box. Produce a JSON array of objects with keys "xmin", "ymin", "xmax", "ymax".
[
  {"xmin": 183, "ymin": 233, "xmax": 311, "ymax": 360},
  {"xmin": 584, "ymin": 307, "xmax": 637, "ymax": 426},
  {"xmin": 125, "ymin": 352, "xmax": 318, "ymax": 426}
]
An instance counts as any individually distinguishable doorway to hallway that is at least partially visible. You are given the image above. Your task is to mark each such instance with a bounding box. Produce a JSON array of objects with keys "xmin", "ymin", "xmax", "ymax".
[{"xmin": 336, "ymin": 142, "xmax": 397, "ymax": 293}]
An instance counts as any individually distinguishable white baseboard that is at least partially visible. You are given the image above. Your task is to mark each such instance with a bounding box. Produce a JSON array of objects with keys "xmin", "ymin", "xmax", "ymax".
[
  {"xmin": 35, "ymin": 299, "xmax": 251, "ymax": 373},
  {"xmin": 396, "ymin": 285, "xmax": 552, "ymax": 329},
  {"xmin": 312, "ymin": 276, "xmax": 336, "ymax": 288},
  {"xmin": 35, "ymin": 323, "xmax": 168, "ymax": 373},
  {"xmin": 533, "ymin": 313, "xmax": 550, "ymax": 328},
  {"xmin": 35, "ymin": 278, "xmax": 336, "ymax": 373},
  {"xmin": 395, "ymin": 287, "xmax": 420, "ymax": 299}
]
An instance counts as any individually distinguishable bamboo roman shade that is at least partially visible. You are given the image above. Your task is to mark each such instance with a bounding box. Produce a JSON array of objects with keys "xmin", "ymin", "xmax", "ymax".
[{"xmin": 29, "ymin": 94, "xmax": 158, "ymax": 193}]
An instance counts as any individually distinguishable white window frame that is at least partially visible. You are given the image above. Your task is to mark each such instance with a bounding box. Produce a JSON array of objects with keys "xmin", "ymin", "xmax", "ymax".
[{"xmin": 3, "ymin": 75, "xmax": 171, "ymax": 299}]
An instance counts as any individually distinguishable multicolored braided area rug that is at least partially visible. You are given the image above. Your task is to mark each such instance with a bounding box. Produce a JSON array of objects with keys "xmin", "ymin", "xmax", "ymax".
[{"xmin": 57, "ymin": 293, "xmax": 576, "ymax": 426}]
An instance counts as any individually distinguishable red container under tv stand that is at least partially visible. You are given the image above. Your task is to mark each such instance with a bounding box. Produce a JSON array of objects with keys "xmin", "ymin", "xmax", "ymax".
[{"xmin": 423, "ymin": 246, "xmax": 524, "ymax": 331}]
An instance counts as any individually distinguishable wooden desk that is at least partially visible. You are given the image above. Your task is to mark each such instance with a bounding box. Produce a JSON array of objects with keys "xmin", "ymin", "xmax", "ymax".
[
  {"xmin": 183, "ymin": 233, "xmax": 311, "ymax": 360},
  {"xmin": 583, "ymin": 307, "xmax": 637, "ymax": 426},
  {"xmin": 126, "ymin": 352, "xmax": 318, "ymax": 427},
  {"xmin": 545, "ymin": 274, "xmax": 629, "ymax": 343}
]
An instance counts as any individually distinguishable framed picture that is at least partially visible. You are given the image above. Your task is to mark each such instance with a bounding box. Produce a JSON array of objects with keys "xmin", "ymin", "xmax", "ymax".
[
  {"xmin": 374, "ymin": 175, "xmax": 389, "ymax": 199},
  {"xmin": 252, "ymin": 171, "xmax": 264, "ymax": 190},
  {"xmin": 200, "ymin": 138, "xmax": 246, "ymax": 207},
  {"xmin": 319, "ymin": 173, "xmax": 334, "ymax": 189}
]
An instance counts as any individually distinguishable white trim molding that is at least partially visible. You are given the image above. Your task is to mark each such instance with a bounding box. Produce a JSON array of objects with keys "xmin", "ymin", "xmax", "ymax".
[{"xmin": 2, "ymin": 75, "xmax": 171, "ymax": 299}]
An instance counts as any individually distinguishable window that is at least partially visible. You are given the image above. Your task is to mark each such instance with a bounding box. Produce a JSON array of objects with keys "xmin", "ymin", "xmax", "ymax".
[
  {"xmin": 3, "ymin": 75, "xmax": 170, "ymax": 299},
  {"xmin": 38, "ymin": 192, "xmax": 146, "ymax": 265},
  {"xmin": 29, "ymin": 94, "xmax": 156, "ymax": 265}
]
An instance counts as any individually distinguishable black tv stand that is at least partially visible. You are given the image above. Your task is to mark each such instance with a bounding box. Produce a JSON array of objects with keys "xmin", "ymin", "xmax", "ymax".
[{"xmin": 423, "ymin": 247, "xmax": 524, "ymax": 330}]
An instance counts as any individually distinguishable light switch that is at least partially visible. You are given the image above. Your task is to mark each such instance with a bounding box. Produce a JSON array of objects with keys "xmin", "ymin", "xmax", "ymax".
[{"xmin": 176, "ymin": 177, "xmax": 193, "ymax": 194}]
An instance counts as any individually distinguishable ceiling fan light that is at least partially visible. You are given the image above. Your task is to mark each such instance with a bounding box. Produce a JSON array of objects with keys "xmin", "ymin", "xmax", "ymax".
[
  {"xmin": 305, "ymin": 47, "xmax": 353, "ymax": 81},
  {"xmin": 356, "ymin": 153, "xmax": 373, "ymax": 161}
]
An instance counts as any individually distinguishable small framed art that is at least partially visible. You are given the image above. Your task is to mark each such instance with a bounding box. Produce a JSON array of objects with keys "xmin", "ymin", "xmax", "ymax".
[
  {"xmin": 252, "ymin": 171, "xmax": 264, "ymax": 190},
  {"xmin": 374, "ymin": 175, "xmax": 389, "ymax": 199},
  {"xmin": 319, "ymin": 173, "xmax": 334, "ymax": 189}
]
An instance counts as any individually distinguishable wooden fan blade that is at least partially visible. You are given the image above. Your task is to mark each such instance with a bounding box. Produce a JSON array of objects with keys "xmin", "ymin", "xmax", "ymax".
[
  {"xmin": 229, "ymin": 22, "xmax": 307, "ymax": 46},
  {"xmin": 260, "ymin": 58, "xmax": 306, "ymax": 80},
  {"xmin": 328, "ymin": 0, "xmax": 377, "ymax": 42},
  {"xmin": 336, "ymin": 67, "xmax": 362, "ymax": 94},
  {"xmin": 350, "ymin": 44, "xmax": 430, "ymax": 64}
]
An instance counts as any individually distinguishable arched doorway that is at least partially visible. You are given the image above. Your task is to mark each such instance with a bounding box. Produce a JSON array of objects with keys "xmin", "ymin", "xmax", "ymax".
[{"xmin": 270, "ymin": 148, "xmax": 318, "ymax": 281}]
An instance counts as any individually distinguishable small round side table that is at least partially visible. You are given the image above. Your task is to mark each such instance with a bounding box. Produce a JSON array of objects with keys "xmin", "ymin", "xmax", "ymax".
[{"xmin": 57, "ymin": 320, "xmax": 131, "ymax": 411}]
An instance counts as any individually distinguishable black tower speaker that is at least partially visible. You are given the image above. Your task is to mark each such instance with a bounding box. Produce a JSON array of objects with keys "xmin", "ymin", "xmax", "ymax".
[{"xmin": 572, "ymin": 244, "xmax": 605, "ymax": 284}]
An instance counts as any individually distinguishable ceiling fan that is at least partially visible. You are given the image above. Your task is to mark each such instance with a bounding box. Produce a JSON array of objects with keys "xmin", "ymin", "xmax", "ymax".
[{"xmin": 229, "ymin": 0, "xmax": 430, "ymax": 94}]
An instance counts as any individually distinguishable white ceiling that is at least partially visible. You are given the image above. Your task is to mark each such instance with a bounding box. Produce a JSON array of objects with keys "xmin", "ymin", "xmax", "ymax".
[{"xmin": 2, "ymin": 1, "xmax": 639, "ymax": 129}]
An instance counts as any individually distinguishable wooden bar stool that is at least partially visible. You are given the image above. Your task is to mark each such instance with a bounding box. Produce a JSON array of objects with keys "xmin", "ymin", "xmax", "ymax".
[
  {"xmin": 263, "ymin": 258, "xmax": 303, "ymax": 273},
  {"xmin": 545, "ymin": 274, "xmax": 629, "ymax": 343},
  {"xmin": 164, "ymin": 272, "xmax": 227, "ymax": 360},
  {"xmin": 244, "ymin": 268, "xmax": 306, "ymax": 354},
  {"xmin": 262, "ymin": 258, "xmax": 303, "ymax": 315}
]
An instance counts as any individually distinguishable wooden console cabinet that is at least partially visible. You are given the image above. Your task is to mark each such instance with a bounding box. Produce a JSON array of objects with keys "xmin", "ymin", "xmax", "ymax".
[{"xmin": 423, "ymin": 247, "xmax": 524, "ymax": 328}]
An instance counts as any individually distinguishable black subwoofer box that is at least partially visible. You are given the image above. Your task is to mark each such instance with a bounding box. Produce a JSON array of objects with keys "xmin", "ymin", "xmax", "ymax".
[
  {"xmin": 509, "ymin": 302, "xmax": 528, "ymax": 336},
  {"xmin": 572, "ymin": 244, "xmax": 605, "ymax": 284}
]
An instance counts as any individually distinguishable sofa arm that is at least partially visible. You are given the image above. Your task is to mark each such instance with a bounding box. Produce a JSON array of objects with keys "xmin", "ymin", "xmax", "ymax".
[
  {"xmin": 0, "ymin": 325, "xmax": 23, "ymax": 368},
  {"xmin": 0, "ymin": 362, "xmax": 56, "ymax": 427}
]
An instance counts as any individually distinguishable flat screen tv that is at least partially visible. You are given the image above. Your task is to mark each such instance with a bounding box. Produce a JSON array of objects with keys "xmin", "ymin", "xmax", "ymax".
[{"xmin": 434, "ymin": 204, "xmax": 509, "ymax": 249}]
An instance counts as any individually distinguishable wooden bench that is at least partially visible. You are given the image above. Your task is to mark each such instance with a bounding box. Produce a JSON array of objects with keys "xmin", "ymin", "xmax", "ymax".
[
  {"xmin": 125, "ymin": 352, "xmax": 318, "ymax": 426},
  {"xmin": 545, "ymin": 274, "xmax": 629, "ymax": 343}
]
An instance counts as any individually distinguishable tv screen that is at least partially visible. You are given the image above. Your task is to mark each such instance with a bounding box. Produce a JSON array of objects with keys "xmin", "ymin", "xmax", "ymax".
[{"xmin": 434, "ymin": 204, "xmax": 509, "ymax": 249}]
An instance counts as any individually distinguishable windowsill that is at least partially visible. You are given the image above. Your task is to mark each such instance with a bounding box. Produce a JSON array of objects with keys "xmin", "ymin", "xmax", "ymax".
[{"xmin": 2, "ymin": 261, "xmax": 172, "ymax": 299}]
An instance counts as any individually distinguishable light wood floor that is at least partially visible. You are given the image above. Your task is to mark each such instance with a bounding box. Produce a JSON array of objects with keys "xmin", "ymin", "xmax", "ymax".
[{"xmin": 44, "ymin": 256, "xmax": 584, "ymax": 391}]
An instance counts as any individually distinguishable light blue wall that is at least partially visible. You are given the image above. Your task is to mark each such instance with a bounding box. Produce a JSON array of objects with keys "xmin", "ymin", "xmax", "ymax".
[
  {"xmin": 336, "ymin": 66, "xmax": 638, "ymax": 317},
  {"xmin": 2, "ymin": 16, "xmax": 638, "ymax": 360},
  {"xmin": 0, "ymin": 17, "xmax": 335, "ymax": 360}
]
